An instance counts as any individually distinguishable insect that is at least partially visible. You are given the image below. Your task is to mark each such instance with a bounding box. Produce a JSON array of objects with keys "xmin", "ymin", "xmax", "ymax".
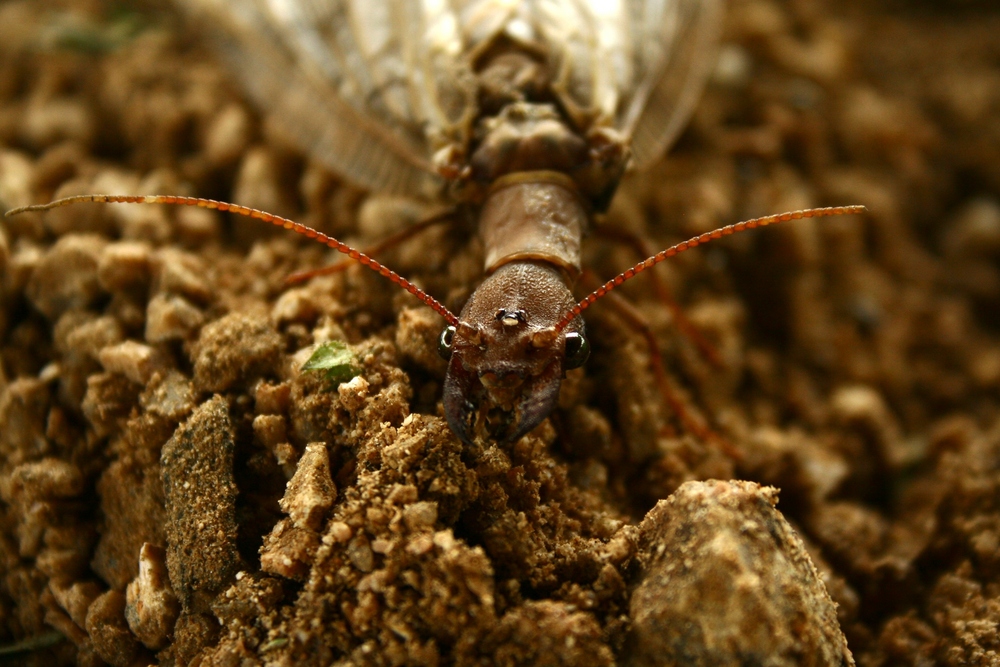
[{"xmin": 7, "ymin": 0, "xmax": 864, "ymax": 446}]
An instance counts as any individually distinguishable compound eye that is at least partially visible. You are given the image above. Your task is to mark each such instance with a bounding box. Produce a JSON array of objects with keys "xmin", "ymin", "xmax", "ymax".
[
  {"xmin": 564, "ymin": 331, "xmax": 590, "ymax": 369},
  {"xmin": 438, "ymin": 326, "xmax": 456, "ymax": 360}
]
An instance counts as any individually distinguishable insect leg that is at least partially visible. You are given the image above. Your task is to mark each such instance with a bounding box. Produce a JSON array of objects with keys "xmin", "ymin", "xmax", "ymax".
[
  {"xmin": 284, "ymin": 207, "xmax": 459, "ymax": 285},
  {"xmin": 593, "ymin": 226, "xmax": 724, "ymax": 369},
  {"xmin": 581, "ymin": 271, "xmax": 742, "ymax": 460}
]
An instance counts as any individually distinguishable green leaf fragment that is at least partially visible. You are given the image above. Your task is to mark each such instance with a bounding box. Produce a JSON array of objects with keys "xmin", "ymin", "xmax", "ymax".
[
  {"xmin": 262, "ymin": 637, "xmax": 289, "ymax": 651},
  {"xmin": 302, "ymin": 341, "xmax": 360, "ymax": 385}
]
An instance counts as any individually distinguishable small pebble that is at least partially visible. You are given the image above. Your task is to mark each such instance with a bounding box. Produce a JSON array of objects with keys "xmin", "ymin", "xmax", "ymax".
[
  {"xmin": 26, "ymin": 234, "xmax": 105, "ymax": 319},
  {"xmin": 145, "ymin": 293, "xmax": 205, "ymax": 343},
  {"xmin": 48, "ymin": 580, "xmax": 102, "ymax": 630},
  {"xmin": 280, "ymin": 442, "xmax": 337, "ymax": 531},
  {"xmin": 338, "ymin": 374, "xmax": 370, "ymax": 412},
  {"xmin": 98, "ymin": 340, "xmax": 169, "ymax": 385},
  {"xmin": 125, "ymin": 543, "xmax": 180, "ymax": 650},
  {"xmin": 139, "ymin": 370, "xmax": 196, "ymax": 421},
  {"xmin": 259, "ymin": 518, "xmax": 320, "ymax": 581},
  {"xmin": 402, "ymin": 501, "xmax": 438, "ymax": 532},
  {"xmin": 152, "ymin": 247, "xmax": 213, "ymax": 303},
  {"xmin": 204, "ymin": 103, "xmax": 252, "ymax": 167},
  {"xmin": 97, "ymin": 241, "xmax": 152, "ymax": 293},
  {"xmin": 64, "ymin": 315, "xmax": 125, "ymax": 361},
  {"xmin": 395, "ymin": 307, "xmax": 447, "ymax": 373}
]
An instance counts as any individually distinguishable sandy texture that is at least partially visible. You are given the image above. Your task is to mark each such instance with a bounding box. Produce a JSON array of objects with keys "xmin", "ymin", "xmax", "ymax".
[{"xmin": 1, "ymin": 0, "xmax": 1000, "ymax": 665}]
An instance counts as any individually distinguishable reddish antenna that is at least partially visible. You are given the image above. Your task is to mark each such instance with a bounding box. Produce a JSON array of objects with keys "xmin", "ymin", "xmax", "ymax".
[
  {"xmin": 6, "ymin": 194, "xmax": 460, "ymax": 327},
  {"xmin": 555, "ymin": 205, "xmax": 868, "ymax": 332}
]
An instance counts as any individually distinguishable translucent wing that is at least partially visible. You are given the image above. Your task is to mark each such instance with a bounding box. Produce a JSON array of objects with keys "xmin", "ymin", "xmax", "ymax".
[
  {"xmin": 176, "ymin": 0, "xmax": 722, "ymax": 195},
  {"xmin": 615, "ymin": 0, "xmax": 724, "ymax": 169},
  {"xmin": 176, "ymin": 0, "xmax": 476, "ymax": 196}
]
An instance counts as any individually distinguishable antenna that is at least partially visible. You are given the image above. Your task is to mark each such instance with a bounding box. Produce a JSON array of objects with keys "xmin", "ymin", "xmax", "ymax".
[
  {"xmin": 6, "ymin": 194, "xmax": 460, "ymax": 326},
  {"xmin": 554, "ymin": 205, "xmax": 867, "ymax": 332}
]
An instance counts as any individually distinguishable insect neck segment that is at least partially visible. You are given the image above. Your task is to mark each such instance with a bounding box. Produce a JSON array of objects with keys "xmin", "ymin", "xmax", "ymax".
[{"xmin": 480, "ymin": 171, "xmax": 586, "ymax": 279}]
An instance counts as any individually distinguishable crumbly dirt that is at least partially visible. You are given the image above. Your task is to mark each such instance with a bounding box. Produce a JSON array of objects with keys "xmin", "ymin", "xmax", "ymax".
[{"xmin": 1, "ymin": 0, "xmax": 999, "ymax": 665}]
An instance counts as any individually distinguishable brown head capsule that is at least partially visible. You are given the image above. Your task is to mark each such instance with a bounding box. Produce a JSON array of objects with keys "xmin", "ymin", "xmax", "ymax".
[{"xmin": 439, "ymin": 262, "xmax": 587, "ymax": 445}]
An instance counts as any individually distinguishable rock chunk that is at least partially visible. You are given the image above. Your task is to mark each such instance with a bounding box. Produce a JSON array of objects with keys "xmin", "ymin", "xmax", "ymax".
[
  {"xmin": 139, "ymin": 370, "xmax": 196, "ymax": 421},
  {"xmin": 627, "ymin": 480, "xmax": 854, "ymax": 667},
  {"xmin": 160, "ymin": 395, "xmax": 240, "ymax": 611},
  {"xmin": 280, "ymin": 442, "xmax": 336, "ymax": 531}
]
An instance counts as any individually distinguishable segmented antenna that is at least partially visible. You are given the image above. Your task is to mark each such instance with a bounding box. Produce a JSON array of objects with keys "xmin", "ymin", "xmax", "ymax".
[
  {"xmin": 554, "ymin": 205, "xmax": 868, "ymax": 332},
  {"xmin": 5, "ymin": 194, "xmax": 460, "ymax": 326}
]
